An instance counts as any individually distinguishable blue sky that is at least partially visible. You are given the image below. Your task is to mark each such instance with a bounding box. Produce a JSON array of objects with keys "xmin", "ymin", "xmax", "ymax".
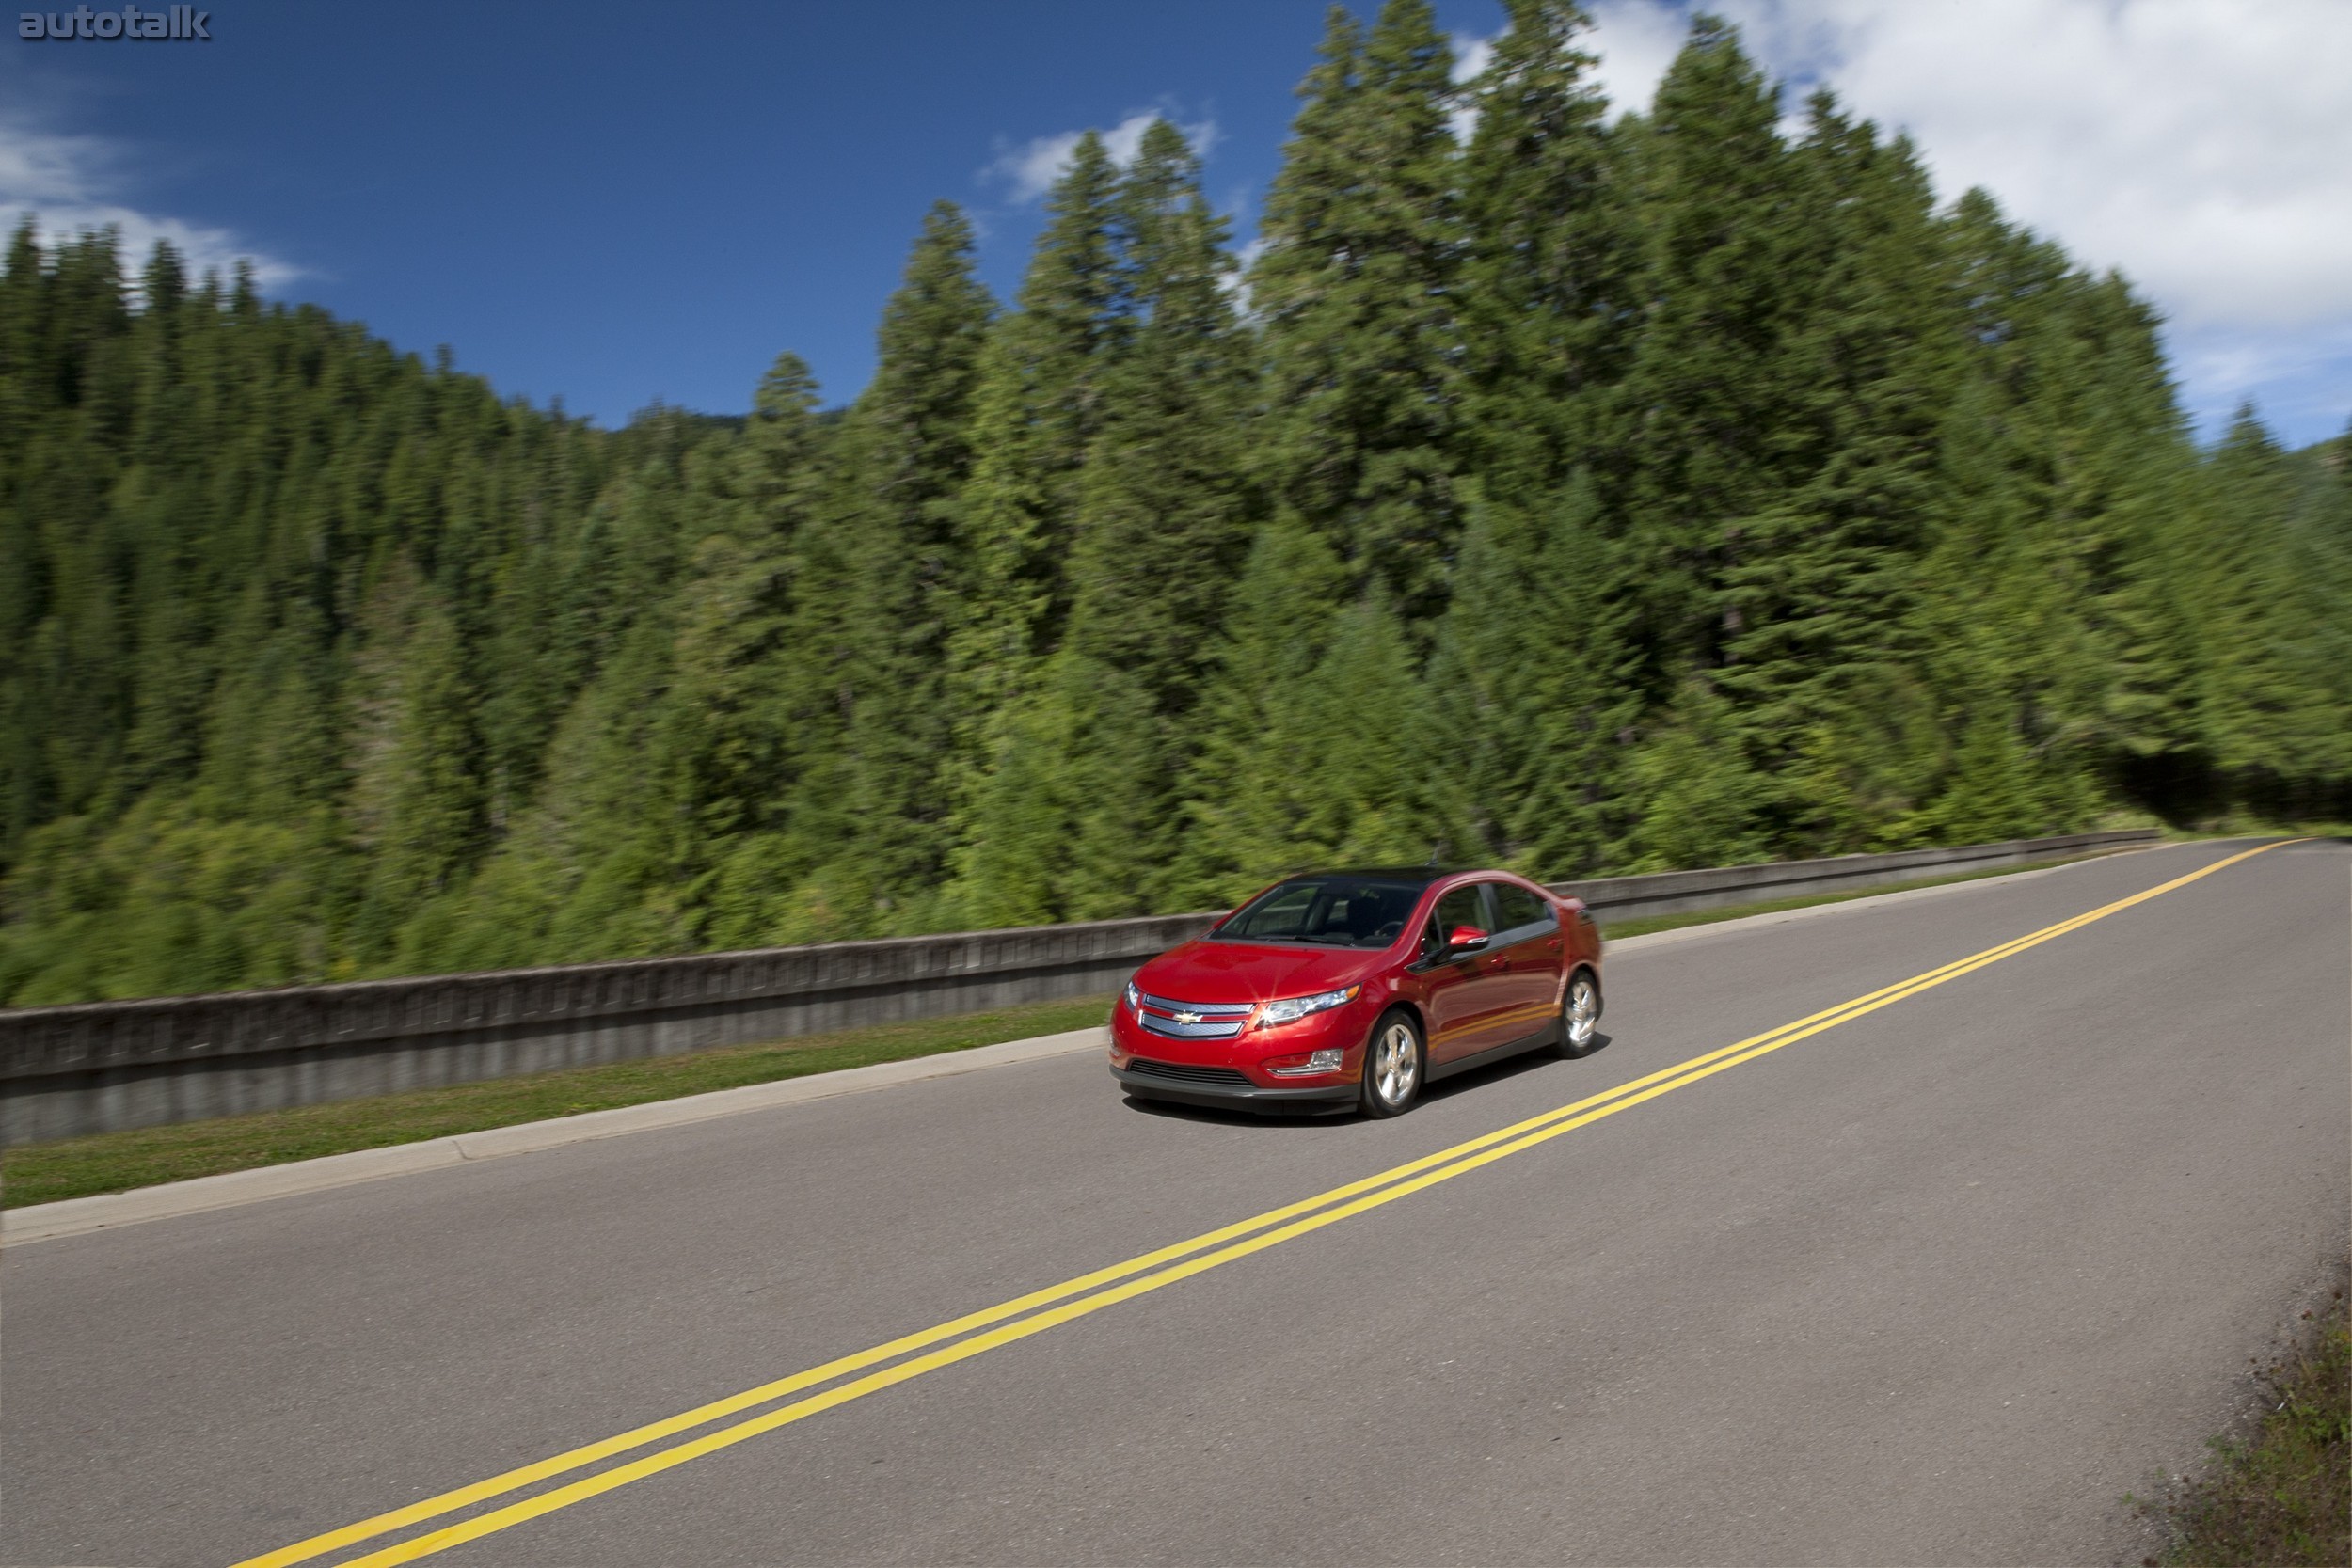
[{"xmin": 5, "ymin": 0, "xmax": 2347, "ymax": 446}]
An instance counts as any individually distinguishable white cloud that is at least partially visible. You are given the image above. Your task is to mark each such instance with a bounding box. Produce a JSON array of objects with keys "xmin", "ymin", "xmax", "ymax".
[
  {"xmin": 1586, "ymin": 0, "xmax": 1689, "ymax": 122},
  {"xmin": 1586, "ymin": 0, "xmax": 2352, "ymax": 440},
  {"xmin": 985, "ymin": 111, "xmax": 1220, "ymax": 204},
  {"xmin": 1222, "ymin": 233, "xmax": 1271, "ymax": 315},
  {"xmin": 1736, "ymin": 0, "xmax": 2352, "ymax": 334},
  {"xmin": 0, "ymin": 113, "xmax": 296, "ymax": 292},
  {"xmin": 1451, "ymin": 32, "xmax": 1496, "ymax": 85},
  {"xmin": 1448, "ymin": 31, "xmax": 1497, "ymax": 142}
]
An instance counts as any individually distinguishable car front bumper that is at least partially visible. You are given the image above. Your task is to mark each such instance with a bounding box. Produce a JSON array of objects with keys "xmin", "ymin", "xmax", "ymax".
[{"xmin": 1109, "ymin": 1060, "xmax": 1359, "ymax": 1112}]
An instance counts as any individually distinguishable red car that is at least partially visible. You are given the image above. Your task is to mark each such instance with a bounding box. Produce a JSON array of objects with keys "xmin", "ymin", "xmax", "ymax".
[{"xmin": 1109, "ymin": 867, "xmax": 1604, "ymax": 1117}]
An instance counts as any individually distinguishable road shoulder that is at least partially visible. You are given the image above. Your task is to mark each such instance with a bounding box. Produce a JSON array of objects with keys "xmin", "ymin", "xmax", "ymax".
[{"xmin": 2, "ymin": 1026, "xmax": 1108, "ymax": 1245}]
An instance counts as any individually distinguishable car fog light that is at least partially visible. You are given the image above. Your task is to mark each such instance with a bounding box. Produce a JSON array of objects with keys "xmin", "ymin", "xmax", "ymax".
[{"xmin": 1267, "ymin": 1047, "xmax": 1344, "ymax": 1077}]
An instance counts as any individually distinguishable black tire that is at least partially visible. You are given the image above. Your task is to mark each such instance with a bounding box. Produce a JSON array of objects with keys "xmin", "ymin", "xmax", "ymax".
[
  {"xmin": 1553, "ymin": 968, "xmax": 1603, "ymax": 1058},
  {"xmin": 1359, "ymin": 1009, "xmax": 1425, "ymax": 1117}
]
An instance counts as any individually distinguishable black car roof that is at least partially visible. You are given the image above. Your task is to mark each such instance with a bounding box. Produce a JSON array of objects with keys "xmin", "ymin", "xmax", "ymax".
[{"xmin": 1279, "ymin": 867, "xmax": 1457, "ymax": 886}]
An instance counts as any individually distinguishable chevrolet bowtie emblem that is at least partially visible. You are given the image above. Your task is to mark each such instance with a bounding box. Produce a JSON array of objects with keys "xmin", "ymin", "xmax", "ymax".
[{"xmin": 1171, "ymin": 1010, "xmax": 1202, "ymax": 1025}]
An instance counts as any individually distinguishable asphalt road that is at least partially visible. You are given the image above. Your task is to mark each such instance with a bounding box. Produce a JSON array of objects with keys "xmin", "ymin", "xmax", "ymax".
[{"xmin": 5, "ymin": 838, "xmax": 2346, "ymax": 1568}]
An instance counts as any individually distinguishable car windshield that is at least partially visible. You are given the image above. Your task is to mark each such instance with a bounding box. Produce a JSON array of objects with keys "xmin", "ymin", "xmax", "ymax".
[{"xmin": 1212, "ymin": 876, "xmax": 1427, "ymax": 948}]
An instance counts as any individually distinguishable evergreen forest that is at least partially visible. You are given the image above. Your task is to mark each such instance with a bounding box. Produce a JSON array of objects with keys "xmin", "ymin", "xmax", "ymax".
[{"xmin": 2, "ymin": 3, "xmax": 2346, "ymax": 1006}]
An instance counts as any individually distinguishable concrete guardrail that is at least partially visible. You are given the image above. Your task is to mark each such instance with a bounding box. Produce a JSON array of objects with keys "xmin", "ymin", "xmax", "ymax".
[
  {"xmin": 1546, "ymin": 829, "xmax": 2156, "ymax": 920},
  {"xmin": 0, "ymin": 829, "xmax": 2155, "ymax": 1143}
]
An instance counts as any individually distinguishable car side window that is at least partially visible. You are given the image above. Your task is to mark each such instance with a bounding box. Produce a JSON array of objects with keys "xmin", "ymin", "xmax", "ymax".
[
  {"xmin": 1433, "ymin": 884, "xmax": 1486, "ymax": 942},
  {"xmin": 1490, "ymin": 882, "xmax": 1551, "ymax": 942}
]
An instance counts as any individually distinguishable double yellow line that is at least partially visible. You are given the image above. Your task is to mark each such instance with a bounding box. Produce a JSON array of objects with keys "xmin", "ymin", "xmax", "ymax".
[{"xmin": 238, "ymin": 839, "xmax": 2297, "ymax": 1568}]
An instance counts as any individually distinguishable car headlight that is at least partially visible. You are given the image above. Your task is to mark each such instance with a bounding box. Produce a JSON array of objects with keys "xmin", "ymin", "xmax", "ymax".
[
  {"xmin": 1122, "ymin": 979, "xmax": 1140, "ymax": 1012},
  {"xmin": 1256, "ymin": 985, "xmax": 1359, "ymax": 1027}
]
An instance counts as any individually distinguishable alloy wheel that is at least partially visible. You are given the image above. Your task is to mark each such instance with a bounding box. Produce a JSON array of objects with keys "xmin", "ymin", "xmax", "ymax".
[
  {"xmin": 1557, "ymin": 972, "xmax": 1602, "ymax": 1057},
  {"xmin": 1371, "ymin": 1018, "xmax": 1421, "ymax": 1109},
  {"xmin": 1566, "ymin": 975, "xmax": 1598, "ymax": 1046}
]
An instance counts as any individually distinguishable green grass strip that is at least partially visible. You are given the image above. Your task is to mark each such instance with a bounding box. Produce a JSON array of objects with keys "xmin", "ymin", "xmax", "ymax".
[
  {"xmin": 2139, "ymin": 1285, "xmax": 2350, "ymax": 1566},
  {"xmin": 2, "ymin": 993, "xmax": 1118, "ymax": 1209}
]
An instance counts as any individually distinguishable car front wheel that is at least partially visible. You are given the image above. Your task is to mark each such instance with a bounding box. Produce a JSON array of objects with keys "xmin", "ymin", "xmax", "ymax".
[
  {"xmin": 1554, "ymin": 969, "xmax": 1602, "ymax": 1058},
  {"xmin": 1359, "ymin": 1011, "xmax": 1424, "ymax": 1117}
]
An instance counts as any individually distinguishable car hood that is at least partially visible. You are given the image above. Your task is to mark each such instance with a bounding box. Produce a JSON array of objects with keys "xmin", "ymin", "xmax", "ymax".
[{"xmin": 1134, "ymin": 941, "xmax": 1388, "ymax": 1006}]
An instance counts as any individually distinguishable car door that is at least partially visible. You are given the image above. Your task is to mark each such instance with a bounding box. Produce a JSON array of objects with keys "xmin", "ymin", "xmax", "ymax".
[
  {"xmin": 1485, "ymin": 880, "xmax": 1565, "ymax": 1046},
  {"xmin": 1420, "ymin": 881, "xmax": 1516, "ymax": 1066}
]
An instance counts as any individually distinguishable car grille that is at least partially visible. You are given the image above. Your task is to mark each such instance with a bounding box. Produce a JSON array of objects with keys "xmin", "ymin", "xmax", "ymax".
[
  {"xmin": 1123, "ymin": 1058, "xmax": 1256, "ymax": 1088},
  {"xmin": 1136, "ymin": 992, "xmax": 1252, "ymax": 1041}
]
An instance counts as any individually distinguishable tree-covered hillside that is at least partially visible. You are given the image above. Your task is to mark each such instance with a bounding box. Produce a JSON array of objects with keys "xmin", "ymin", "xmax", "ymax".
[{"xmin": 2, "ymin": 3, "xmax": 2345, "ymax": 1006}]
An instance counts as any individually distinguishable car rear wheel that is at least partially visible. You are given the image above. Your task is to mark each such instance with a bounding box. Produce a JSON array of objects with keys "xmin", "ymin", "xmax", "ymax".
[
  {"xmin": 1359, "ymin": 1011, "xmax": 1424, "ymax": 1117},
  {"xmin": 1553, "ymin": 969, "xmax": 1602, "ymax": 1058}
]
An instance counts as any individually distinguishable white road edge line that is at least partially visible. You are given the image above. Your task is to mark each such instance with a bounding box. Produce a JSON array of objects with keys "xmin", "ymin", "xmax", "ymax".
[{"xmin": 2, "ymin": 843, "xmax": 2175, "ymax": 1247}]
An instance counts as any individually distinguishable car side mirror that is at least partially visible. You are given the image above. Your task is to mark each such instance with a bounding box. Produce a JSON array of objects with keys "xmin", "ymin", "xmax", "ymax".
[{"xmin": 1446, "ymin": 925, "xmax": 1490, "ymax": 954}]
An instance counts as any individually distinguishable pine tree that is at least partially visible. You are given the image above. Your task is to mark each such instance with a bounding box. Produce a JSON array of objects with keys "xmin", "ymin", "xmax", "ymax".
[
  {"xmin": 1903, "ymin": 189, "xmax": 2187, "ymax": 838},
  {"xmin": 937, "ymin": 136, "xmax": 1130, "ymax": 924},
  {"xmin": 1253, "ymin": 0, "xmax": 1466, "ymax": 626},
  {"xmin": 765, "ymin": 208, "xmax": 993, "ymax": 935},
  {"xmin": 1457, "ymin": 0, "xmax": 1633, "ymax": 500},
  {"xmin": 1062, "ymin": 119, "xmax": 1252, "ymax": 710},
  {"xmin": 2186, "ymin": 409, "xmax": 2342, "ymax": 800},
  {"xmin": 1174, "ymin": 518, "xmax": 1461, "ymax": 897},
  {"xmin": 947, "ymin": 134, "xmax": 1124, "ymax": 708},
  {"xmin": 1708, "ymin": 95, "xmax": 1950, "ymax": 850},
  {"xmin": 1602, "ymin": 15, "xmax": 1800, "ymax": 687},
  {"xmin": 1283, "ymin": 597, "xmax": 1456, "ymax": 866},
  {"xmin": 1429, "ymin": 476, "xmax": 1640, "ymax": 876},
  {"xmin": 1041, "ymin": 119, "xmax": 1258, "ymax": 911},
  {"xmin": 2279, "ymin": 424, "xmax": 2352, "ymax": 798},
  {"xmin": 1621, "ymin": 679, "xmax": 1774, "ymax": 870},
  {"xmin": 657, "ymin": 358, "xmax": 827, "ymax": 943},
  {"xmin": 951, "ymin": 119, "xmax": 1256, "ymax": 920},
  {"xmin": 1170, "ymin": 517, "xmax": 1351, "ymax": 901}
]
